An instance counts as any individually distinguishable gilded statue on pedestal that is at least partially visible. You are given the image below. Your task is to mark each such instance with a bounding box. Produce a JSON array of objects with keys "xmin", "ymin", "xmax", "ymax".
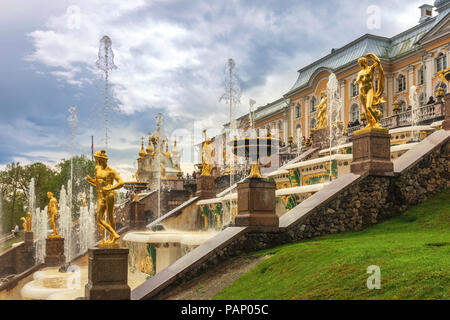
[
  {"xmin": 201, "ymin": 129, "xmax": 214, "ymax": 176},
  {"xmin": 47, "ymin": 192, "xmax": 60, "ymax": 238},
  {"xmin": 354, "ymin": 53, "xmax": 386, "ymax": 129},
  {"xmin": 316, "ymin": 90, "xmax": 328, "ymax": 129},
  {"xmin": 86, "ymin": 150, "xmax": 124, "ymax": 248},
  {"xmin": 20, "ymin": 212, "xmax": 32, "ymax": 232}
]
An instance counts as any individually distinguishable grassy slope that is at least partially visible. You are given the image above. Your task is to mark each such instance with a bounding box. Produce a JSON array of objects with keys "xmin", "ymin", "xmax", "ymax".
[
  {"xmin": 0, "ymin": 231, "xmax": 23, "ymax": 252},
  {"xmin": 214, "ymin": 189, "xmax": 450, "ymax": 300}
]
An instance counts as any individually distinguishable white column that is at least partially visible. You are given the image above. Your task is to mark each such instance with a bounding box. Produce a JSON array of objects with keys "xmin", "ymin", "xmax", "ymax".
[
  {"xmin": 339, "ymin": 80, "xmax": 345, "ymax": 122},
  {"xmin": 387, "ymin": 73, "xmax": 393, "ymax": 116},
  {"xmin": 304, "ymin": 96, "xmax": 309, "ymax": 138},
  {"xmin": 424, "ymin": 53, "xmax": 433, "ymax": 99},
  {"xmin": 408, "ymin": 65, "xmax": 414, "ymax": 88}
]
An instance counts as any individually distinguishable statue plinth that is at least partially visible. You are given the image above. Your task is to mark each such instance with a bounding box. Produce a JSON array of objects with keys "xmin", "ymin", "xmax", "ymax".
[
  {"xmin": 129, "ymin": 200, "xmax": 146, "ymax": 230},
  {"xmin": 85, "ymin": 248, "xmax": 130, "ymax": 300},
  {"xmin": 235, "ymin": 178, "xmax": 279, "ymax": 228},
  {"xmin": 195, "ymin": 175, "xmax": 216, "ymax": 199},
  {"xmin": 350, "ymin": 127, "xmax": 393, "ymax": 175},
  {"xmin": 443, "ymin": 93, "xmax": 450, "ymax": 130},
  {"xmin": 311, "ymin": 127, "xmax": 330, "ymax": 151},
  {"xmin": 44, "ymin": 237, "xmax": 65, "ymax": 267},
  {"xmin": 23, "ymin": 231, "xmax": 34, "ymax": 246}
]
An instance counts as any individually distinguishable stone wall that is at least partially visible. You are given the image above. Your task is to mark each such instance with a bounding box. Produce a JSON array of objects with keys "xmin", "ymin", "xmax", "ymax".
[
  {"xmin": 146, "ymin": 131, "xmax": 449, "ymax": 299},
  {"xmin": 0, "ymin": 242, "xmax": 35, "ymax": 279}
]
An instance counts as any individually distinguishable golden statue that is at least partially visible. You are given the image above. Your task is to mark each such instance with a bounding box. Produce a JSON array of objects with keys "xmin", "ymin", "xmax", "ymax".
[
  {"xmin": 354, "ymin": 53, "xmax": 386, "ymax": 129},
  {"xmin": 20, "ymin": 212, "xmax": 32, "ymax": 232},
  {"xmin": 437, "ymin": 67, "xmax": 450, "ymax": 82},
  {"xmin": 47, "ymin": 192, "xmax": 60, "ymax": 238},
  {"xmin": 86, "ymin": 150, "xmax": 124, "ymax": 248},
  {"xmin": 201, "ymin": 129, "xmax": 214, "ymax": 176},
  {"xmin": 316, "ymin": 91, "xmax": 328, "ymax": 129}
]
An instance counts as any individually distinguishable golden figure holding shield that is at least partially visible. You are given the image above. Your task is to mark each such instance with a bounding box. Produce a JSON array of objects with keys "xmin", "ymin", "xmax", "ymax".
[{"xmin": 86, "ymin": 150, "xmax": 124, "ymax": 248}]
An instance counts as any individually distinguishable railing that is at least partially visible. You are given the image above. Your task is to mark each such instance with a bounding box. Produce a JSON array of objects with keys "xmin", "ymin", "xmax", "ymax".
[{"xmin": 381, "ymin": 101, "xmax": 445, "ymax": 129}]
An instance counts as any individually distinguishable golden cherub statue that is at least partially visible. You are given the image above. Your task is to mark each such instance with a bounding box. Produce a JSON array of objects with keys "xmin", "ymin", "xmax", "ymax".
[
  {"xmin": 20, "ymin": 212, "xmax": 33, "ymax": 232},
  {"xmin": 86, "ymin": 150, "xmax": 124, "ymax": 248},
  {"xmin": 316, "ymin": 91, "xmax": 328, "ymax": 129},
  {"xmin": 201, "ymin": 129, "xmax": 214, "ymax": 176},
  {"xmin": 47, "ymin": 192, "xmax": 60, "ymax": 238},
  {"xmin": 354, "ymin": 53, "xmax": 386, "ymax": 129}
]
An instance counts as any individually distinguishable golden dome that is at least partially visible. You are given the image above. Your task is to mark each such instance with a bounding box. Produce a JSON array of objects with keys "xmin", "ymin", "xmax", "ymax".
[
  {"xmin": 165, "ymin": 141, "xmax": 171, "ymax": 158},
  {"xmin": 146, "ymin": 135, "xmax": 154, "ymax": 154},
  {"xmin": 139, "ymin": 137, "xmax": 147, "ymax": 158}
]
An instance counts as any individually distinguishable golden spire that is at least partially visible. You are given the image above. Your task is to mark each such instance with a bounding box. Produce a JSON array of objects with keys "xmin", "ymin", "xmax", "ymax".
[
  {"xmin": 165, "ymin": 140, "xmax": 171, "ymax": 158},
  {"xmin": 139, "ymin": 136, "xmax": 147, "ymax": 158},
  {"xmin": 172, "ymin": 136, "xmax": 179, "ymax": 154}
]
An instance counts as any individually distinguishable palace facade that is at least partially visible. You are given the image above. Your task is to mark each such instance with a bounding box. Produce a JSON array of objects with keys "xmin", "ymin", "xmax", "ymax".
[{"xmin": 226, "ymin": 1, "xmax": 449, "ymax": 145}]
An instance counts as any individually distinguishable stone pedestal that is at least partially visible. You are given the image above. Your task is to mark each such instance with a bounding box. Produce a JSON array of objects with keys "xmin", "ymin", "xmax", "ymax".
[
  {"xmin": 129, "ymin": 201, "xmax": 146, "ymax": 230},
  {"xmin": 235, "ymin": 178, "xmax": 279, "ymax": 227},
  {"xmin": 85, "ymin": 248, "xmax": 130, "ymax": 300},
  {"xmin": 311, "ymin": 127, "xmax": 330, "ymax": 151},
  {"xmin": 350, "ymin": 127, "xmax": 393, "ymax": 175},
  {"xmin": 195, "ymin": 175, "xmax": 216, "ymax": 199},
  {"xmin": 443, "ymin": 93, "xmax": 450, "ymax": 130},
  {"xmin": 23, "ymin": 231, "xmax": 34, "ymax": 246},
  {"xmin": 44, "ymin": 237, "xmax": 65, "ymax": 267}
]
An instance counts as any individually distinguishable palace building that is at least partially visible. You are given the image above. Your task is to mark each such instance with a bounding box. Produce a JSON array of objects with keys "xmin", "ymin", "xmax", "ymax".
[{"xmin": 226, "ymin": 1, "xmax": 449, "ymax": 146}]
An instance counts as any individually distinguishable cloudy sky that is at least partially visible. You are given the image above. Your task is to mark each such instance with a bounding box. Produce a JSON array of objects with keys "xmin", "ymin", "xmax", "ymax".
[{"xmin": 0, "ymin": 0, "xmax": 431, "ymax": 179}]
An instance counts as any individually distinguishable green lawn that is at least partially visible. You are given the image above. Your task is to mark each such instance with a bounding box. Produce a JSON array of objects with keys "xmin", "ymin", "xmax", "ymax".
[{"xmin": 214, "ymin": 188, "xmax": 450, "ymax": 300}]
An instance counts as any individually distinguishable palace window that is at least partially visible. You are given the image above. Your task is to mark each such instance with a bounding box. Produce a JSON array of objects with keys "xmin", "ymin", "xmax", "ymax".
[
  {"xmin": 310, "ymin": 118, "xmax": 317, "ymax": 129},
  {"xmin": 295, "ymin": 103, "xmax": 302, "ymax": 118},
  {"xmin": 351, "ymin": 81, "xmax": 359, "ymax": 97},
  {"xmin": 350, "ymin": 104, "xmax": 359, "ymax": 122},
  {"xmin": 397, "ymin": 74, "xmax": 406, "ymax": 92},
  {"xmin": 436, "ymin": 52, "xmax": 447, "ymax": 73},
  {"xmin": 418, "ymin": 67, "xmax": 424, "ymax": 85},
  {"xmin": 374, "ymin": 78, "xmax": 379, "ymax": 92},
  {"xmin": 310, "ymin": 97, "xmax": 317, "ymax": 113}
]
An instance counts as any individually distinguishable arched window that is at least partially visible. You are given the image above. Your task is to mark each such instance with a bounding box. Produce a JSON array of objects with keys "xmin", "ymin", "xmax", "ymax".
[
  {"xmin": 295, "ymin": 103, "xmax": 302, "ymax": 118},
  {"xmin": 350, "ymin": 104, "xmax": 360, "ymax": 122},
  {"xmin": 397, "ymin": 74, "xmax": 406, "ymax": 92},
  {"xmin": 418, "ymin": 67, "xmax": 424, "ymax": 85},
  {"xmin": 436, "ymin": 52, "xmax": 447, "ymax": 73},
  {"xmin": 351, "ymin": 81, "xmax": 359, "ymax": 97},
  {"xmin": 310, "ymin": 97, "xmax": 317, "ymax": 113},
  {"xmin": 310, "ymin": 118, "xmax": 317, "ymax": 129}
]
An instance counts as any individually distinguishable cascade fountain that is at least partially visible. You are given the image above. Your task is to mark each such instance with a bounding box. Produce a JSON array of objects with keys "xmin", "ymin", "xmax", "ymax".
[
  {"xmin": 59, "ymin": 185, "xmax": 73, "ymax": 262},
  {"xmin": 410, "ymin": 85, "xmax": 421, "ymax": 142}
]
